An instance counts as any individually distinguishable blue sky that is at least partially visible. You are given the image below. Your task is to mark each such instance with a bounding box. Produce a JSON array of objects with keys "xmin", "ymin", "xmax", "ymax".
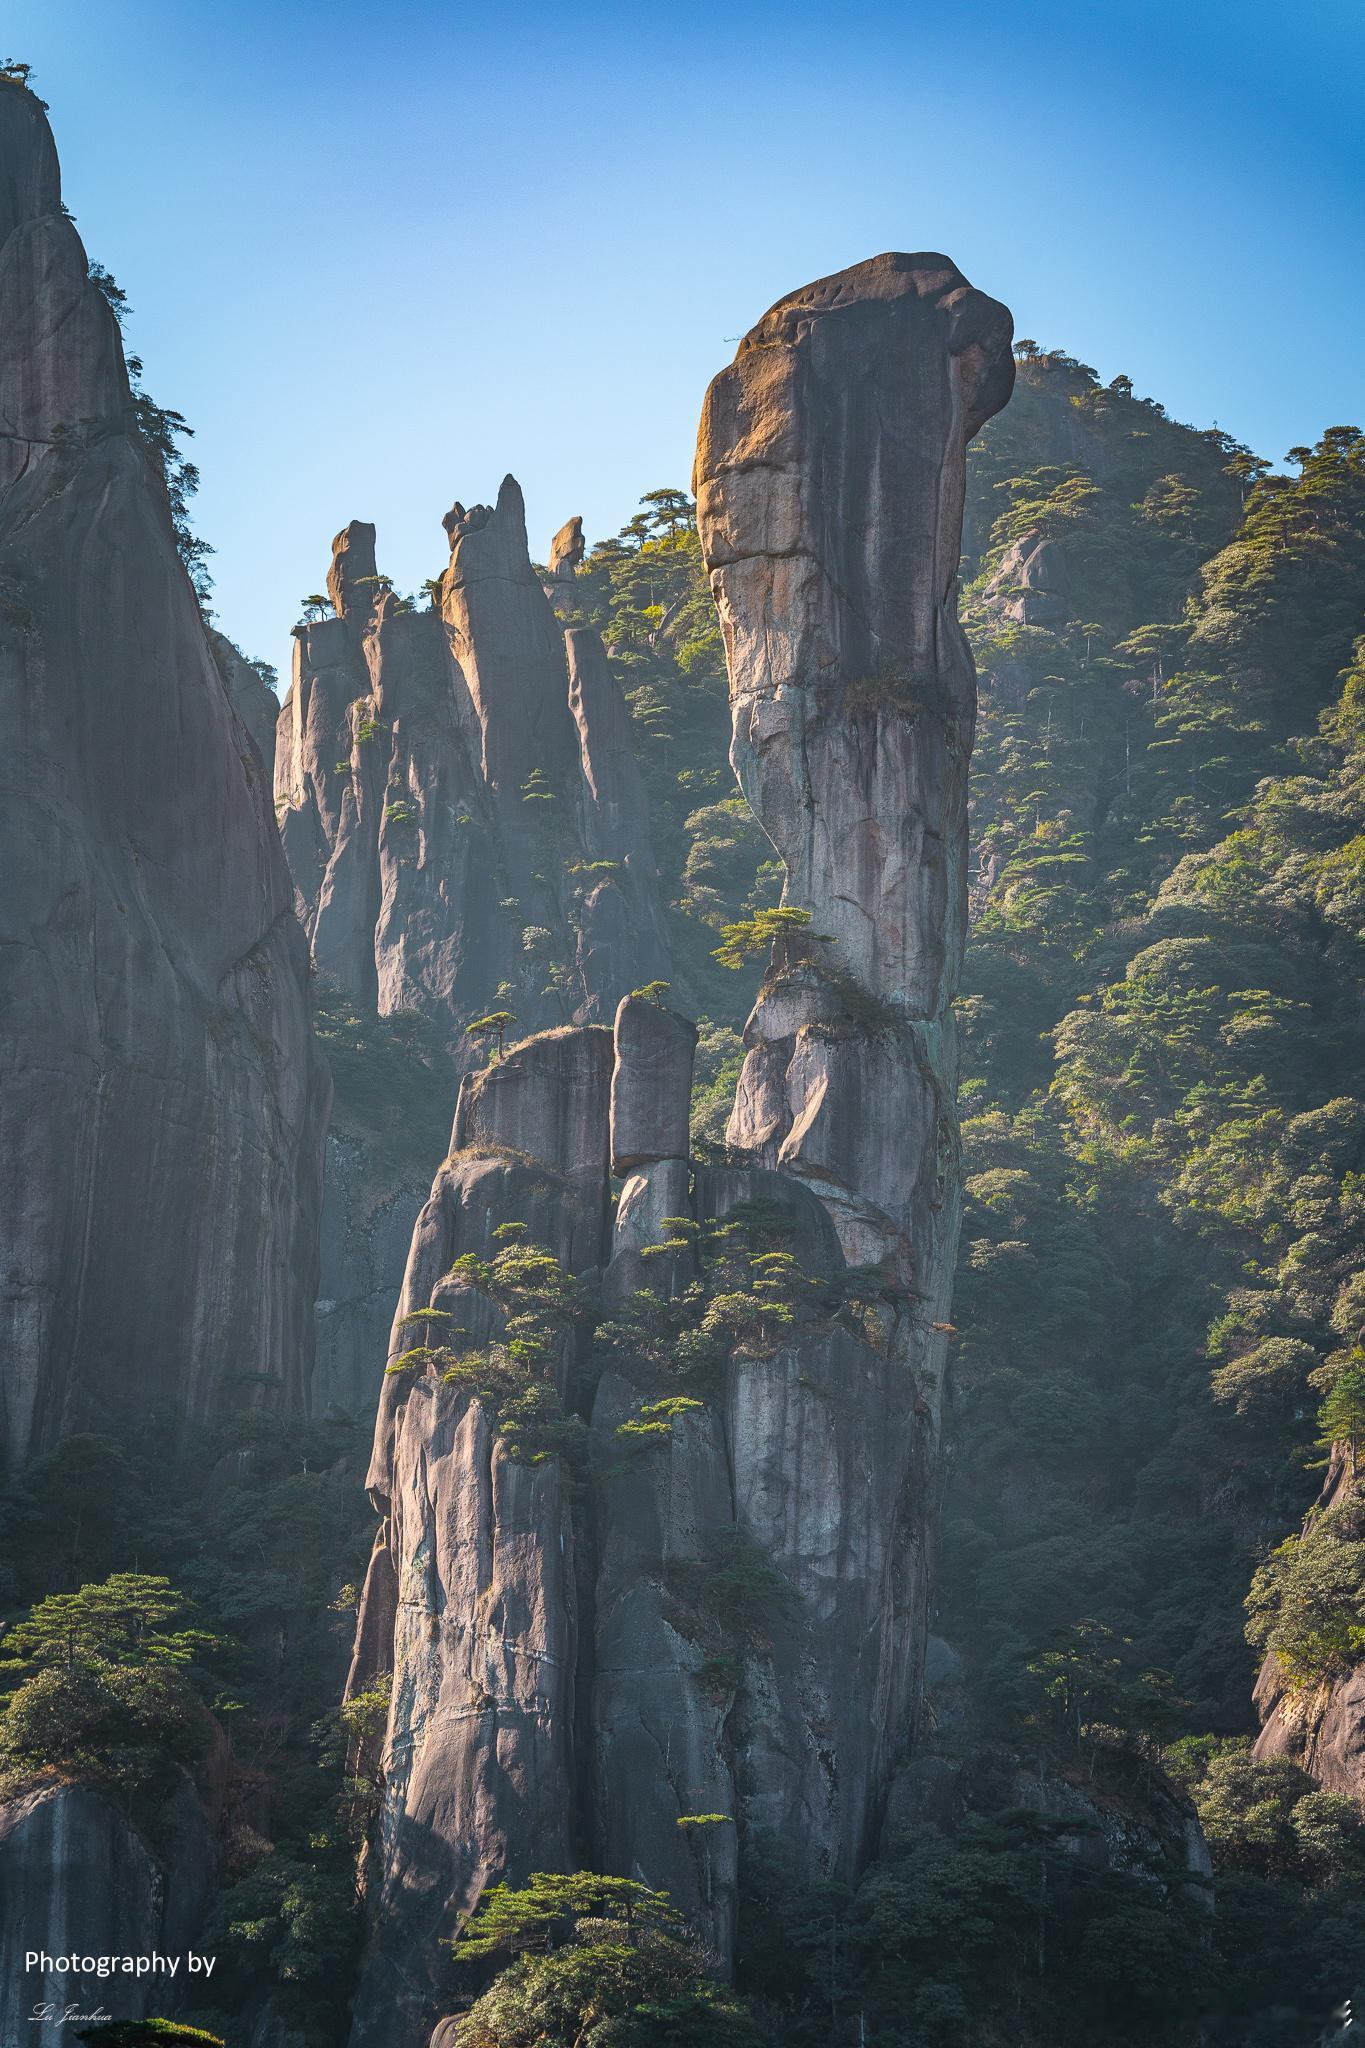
[{"xmin": 10, "ymin": 0, "xmax": 1364, "ymax": 673}]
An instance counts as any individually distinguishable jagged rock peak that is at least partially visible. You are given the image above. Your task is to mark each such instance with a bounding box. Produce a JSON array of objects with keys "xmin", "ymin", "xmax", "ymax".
[
  {"xmin": 443, "ymin": 475, "xmax": 527, "ymax": 562},
  {"xmin": 547, "ymin": 514, "xmax": 585, "ymax": 579},
  {"xmin": 327, "ymin": 518, "xmax": 379, "ymax": 619}
]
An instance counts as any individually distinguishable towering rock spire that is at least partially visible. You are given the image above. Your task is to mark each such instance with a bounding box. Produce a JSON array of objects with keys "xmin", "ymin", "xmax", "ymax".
[
  {"xmin": 0, "ymin": 76, "xmax": 328, "ymax": 1461},
  {"xmin": 692, "ymin": 252, "xmax": 1014, "ymax": 1861},
  {"xmin": 348, "ymin": 255, "xmax": 1013, "ymax": 2047}
]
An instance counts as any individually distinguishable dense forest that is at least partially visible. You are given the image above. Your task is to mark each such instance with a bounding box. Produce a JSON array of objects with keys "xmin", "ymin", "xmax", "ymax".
[{"xmin": 3, "ymin": 154, "xmax": 1364, "ymax": 2048}]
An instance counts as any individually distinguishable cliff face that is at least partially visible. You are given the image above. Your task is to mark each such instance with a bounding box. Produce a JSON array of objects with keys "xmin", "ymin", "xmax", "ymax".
[
  {"xmin": 0, "ymin": 1780, "xmax": 215, "ymax": 2047},
  {"xmin": 1253, "ymin": 1446, "xmax": 1365, "ymax": 1801},
  {"xmin": 350, "ymin": 254, "xmax": 1012, "ymax": 2048},
  {"xmin": 0, "ymin": 79, "xmax": 327, "ymax": 1462},
  {"xmin": 694, "ymin": 252, "xmax": 1014, "ymax": 1852},
  {"xmin": 275, "ymin": 480, "xmax": 669, "ymax": 1044}
]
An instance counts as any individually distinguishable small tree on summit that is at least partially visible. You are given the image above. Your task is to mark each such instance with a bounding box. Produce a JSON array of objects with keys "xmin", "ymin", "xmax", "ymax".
[{"xmin": 466, "ymin": 1012, "xmax": 515, "ymax": 1063}]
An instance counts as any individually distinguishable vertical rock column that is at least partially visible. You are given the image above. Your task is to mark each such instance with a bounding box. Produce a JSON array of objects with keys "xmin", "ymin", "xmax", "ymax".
[
  {"xmin": 0, "ymin": 76, "xmax": 327, "ymax": 1461},
  {"xmin": 693, "ymin": 255, "xmax": 1014, "ymax": 1868},
  {"xmin": 347, "ymin": 1027, "xmax": 614, "ymax": 2048},
  {"xmin": 591, "ymin": 1000, "xmax": 742, "ymax": 1957}
]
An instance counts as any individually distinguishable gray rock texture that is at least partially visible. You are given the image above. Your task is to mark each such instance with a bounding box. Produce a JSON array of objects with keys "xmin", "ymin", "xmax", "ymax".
[
  {"xmin": 981, "ymin": 532, "xmax": 1069, "ymax": 625},
  {"xmin": 209, "ymin": 627, "xmax": 282, "ymax": 782},
  {"xmin": 314, "ymin": 1134, "xmax": 432, "ymax": 1420},
  {"xmin": 451, "ymin": 1025, "xmax": 614, "ymax": 1205},
  {"xmin": 0, "ymin": 78, "xmax": 327, "ymax": 1464},
  {"xmin": 688, "ymin": 254, "xmax": 1013, "ymax": 1878},
  {"xmin": 274, "ymin": 495, "xmax": 670, "ymax": 1439},
  {"xmin": 275, "ymin": 487, "xmax": 669, "ymax": 1049},
  {"xmin": 273, "ymin": 481, "xmax": 674, "ymax": 1443},
  {"xmin": 349, "ymin": 1027, "xmax": 615, "ymax": 2046},
  {"xmin": 354, "ymin": 255, "xmax": 1013, "ymax": 2043},
  {"xmin": 610, "ymin": 993, "xmax": 697, "ymax": 1172},
  {"xmin": 0, "ymin": 1781, "xmax": 215, "ymax": 2047}
]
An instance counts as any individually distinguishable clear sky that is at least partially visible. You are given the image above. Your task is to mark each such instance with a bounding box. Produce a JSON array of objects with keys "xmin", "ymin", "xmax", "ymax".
[{"xmin": 10, "ymin": 0, "xmax": 1363, "ymax": 674}]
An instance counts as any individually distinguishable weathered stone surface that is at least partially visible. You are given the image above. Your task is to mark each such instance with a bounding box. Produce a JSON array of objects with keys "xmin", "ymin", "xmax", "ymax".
[
  {"xmin": 209, "ymin": 628, "xmax": 281, "ymax": 783},
  {"xmin": 0, "ymin": 1782, "xmax": 214, "ymax": 2046},
  {"xmin": 726, "ymin": 996, "xmax": 951, "ymax": 1282},
  {"xmin": 982, "ymin": 532, "xmax": 1069, "ymax": 625},
  {"xmin": 328, "ymin": 518, "xmax": 380, "ymax": 620},
  {"xmin": 602, "ymin": 1157, "xmax": 693, "ymax": 1307},
  {"xmin": 365, "ymin": 1143, "xmax": 608, "ymax": 1508},
  {"xmin": 691, "ymin": 1163, "xmax": 846, "ymax": 1284},
  {"xmin": 724, "ymin": 1323, "xmax": 928, "ymax": 1876},
  {"xmin": 276, "ymin": 495, "xmax": 669, "ymax": 1048},
  {"xmin": 349, "ymin": 1392, "xmax": 578, "ymax": 2046},
  {"xmin": 566, "ymin": 625, "xmax": 670, "ymax": 981},
  {"xmin": 351, "ymin": 252, "xmax": 1013, "ymax": 2037},
  {"xmin": 610, "ymin": 995, "xmax": 697, "ymax": 1172},
  {"xmin": 1254, "ymin": 1655, "xmax": 1365, "ymax": 1801},
  {"xmin": 0, "ymin": 79, "xmax": 327, "ymax": 1463},
  {"xmin": 696, "ymin": 251, "xmax": 1013, "ymax": 1003},
  {"xmin": 590, "ymin": 1370, "xmax": 738, "ymax": 1956},
  {"xmin": 314, "ymin": 1134, "xmax": 436, "ymax": 1421},
  {"xmin": 277, "ymin": 497, "xmax": 669, "ymax": 1463},
  {"xmin": 690, "ymin": 254, "xmax": 1013, "ymax": 1885},
  {"xmin": 548, "ymin": 513, "xmax": 585, "ymax": 580},
  {"xmin": 352, "ymin": 1029, "xmax": 617, "ymax": 2047},
  {"xmin": 452, "ymin": 1026, "xmax": 614, "ymax": 1201}
]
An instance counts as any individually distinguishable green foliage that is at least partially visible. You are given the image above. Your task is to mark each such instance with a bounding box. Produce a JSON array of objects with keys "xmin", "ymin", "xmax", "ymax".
[
  {"xmin": 663, "ymin": 1528, "xmax": 790, "ymax": 1679},
  {"xmin": 391, "ymin": 1235, "xmax": 589, "ymax": 1463},
  {"xmin": 739, "ymin": 1813, "xmax": 1215, "ymax": 2048},
  {"xmin": 1245, "ymin": 1489, "xmax": 1365, "ymax": 1685},
  {"xmin": 591, "ymin": 1200, "xmax": 832, "ymax": 1412},
  {"xmin": 451, "ymin": 1874, "xmax": 760, "ymax": 2048},
  {"xmin": 944, "ymin": 361, "xmax": 1365, "ymax": 1744},
  {"xmin": 629, "ymin": 980, "xmax": 671, "ymax": 1005},
  {"xmin": 0, "ymin": 1660, "xmax": 205, "ymax": 1819},
  {"xmin": 1024, "ymin": 1617, "xmax": 1183, "ymax": 1753},
  {"xmin": 1, "ymin": 1572, "xmax": 218, "ymax": 1674},
  {"xmin": 456, "ymin": 1873, "xmax": 683, "ymax": 1959},
  {"xmin": 312, "ymin": 978, "xmax": 453, "ymax": 1172},
  {"xmin": 688, "ymin": 1018, "xmax": 745, "ymax": 1150},
  {"xmin": 1317, "ymin": 1364, "xmax": 1365, "ymax": 1470},
  {"xmin": 206, "ymin": 1849, "xmax": 360, "ymax": 2037},
  {"xmin": 614, "ymin": 1395, "xmax": 705, "ymax": 1444},
  {"xmin": 83, "ymin": 259, "xmax": 213, "ymax": 603},
  {"xmin": 78, "ymin": 2025, "xmax": 226, "ymax": 2047},
  {"xmin": 712, "ymin": 906, "xmax": 830, "ymax": 971},
  {"xmin": 466, "ymin": 1010, "xmax": 516, "ymax": 1061},
  {"xmin": 565, "ymin": 491, "xmax": 768, "ymax": 1023}
]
